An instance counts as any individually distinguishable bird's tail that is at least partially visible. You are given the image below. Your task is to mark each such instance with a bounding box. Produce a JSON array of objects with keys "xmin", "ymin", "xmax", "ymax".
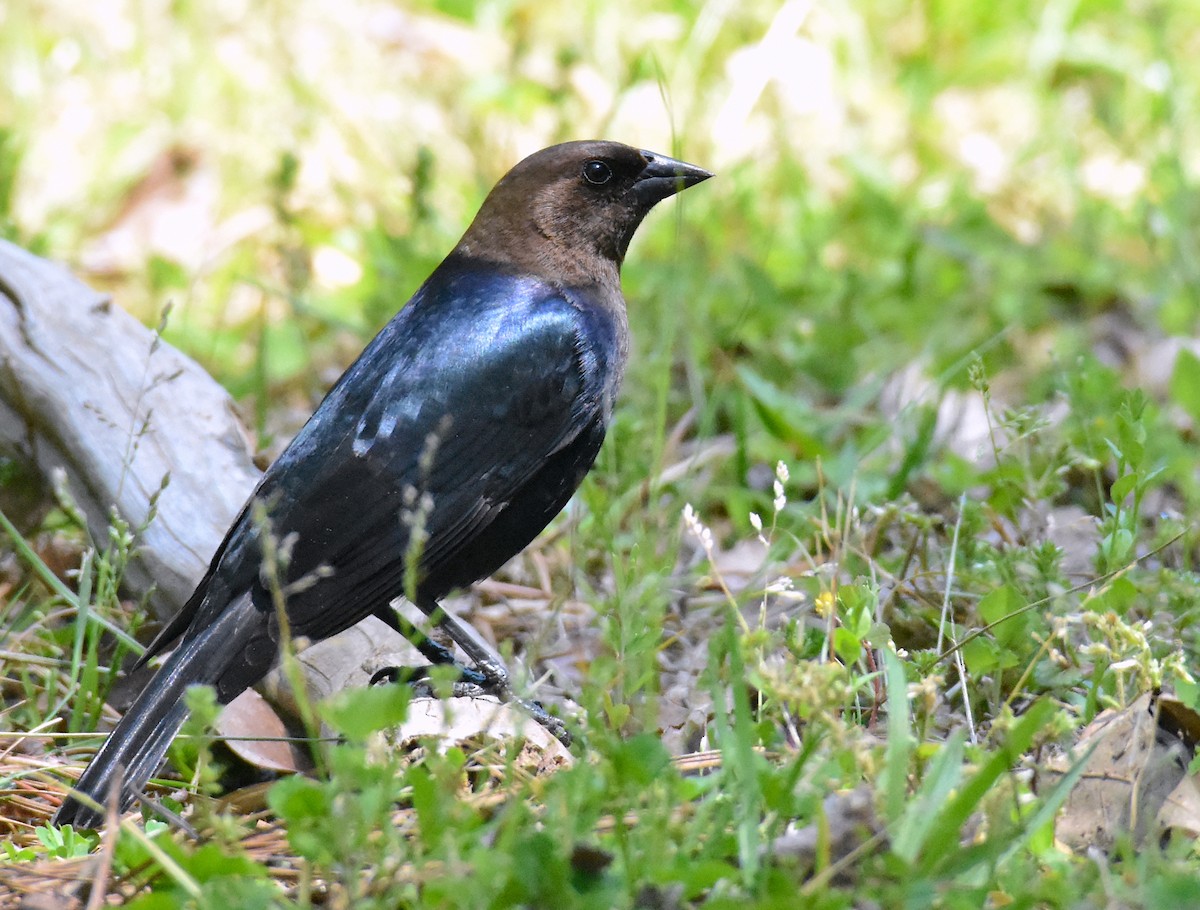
[{"xmin": 53, "ymin": 596, "xmax": 261, "ymax": 829}]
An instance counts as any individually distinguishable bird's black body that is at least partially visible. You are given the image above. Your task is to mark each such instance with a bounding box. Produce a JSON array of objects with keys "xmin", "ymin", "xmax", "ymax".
[
  {"xmin": 54, "ymin": 141, "xmax": 710, "ymax": 828},
  {"xmin": 164, "ymin": 260, "xmax": 625, "ymax": 700}
]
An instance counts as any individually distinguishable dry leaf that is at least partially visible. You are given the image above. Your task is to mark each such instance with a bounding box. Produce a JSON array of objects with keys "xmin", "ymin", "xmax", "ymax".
[
  {"xmin": 216, "ymin": 688, "xmax": 314, "ymax": 774},
  {"xmin": 1045, "ymin": 693, "xmax": 1198, "ymax": 850}
]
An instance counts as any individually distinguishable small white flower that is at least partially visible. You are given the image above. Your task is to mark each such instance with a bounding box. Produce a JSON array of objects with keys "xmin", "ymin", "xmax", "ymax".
[{"xmin": 682, "ymin": 503, "xmax": 714, "ymax": 551}]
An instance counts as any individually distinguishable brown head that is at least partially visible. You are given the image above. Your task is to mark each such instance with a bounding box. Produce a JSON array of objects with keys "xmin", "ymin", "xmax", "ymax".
[{"xmin": 453, "ymin": 140, "xmax": 712, "ymax": 288}]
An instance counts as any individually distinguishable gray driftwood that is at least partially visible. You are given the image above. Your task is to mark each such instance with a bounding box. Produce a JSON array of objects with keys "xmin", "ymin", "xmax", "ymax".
[
  {"xmin": 0, "ymin": 239, "xmax": 417, "ymax": 711},
  {"xmin": 0, "ymin": 238, "xmax": 260, "ymax": 616}
]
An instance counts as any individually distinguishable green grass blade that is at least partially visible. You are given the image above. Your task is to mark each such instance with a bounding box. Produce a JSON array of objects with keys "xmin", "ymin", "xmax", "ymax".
[
  {"xmin": 881, "ymin": 647, "xmax": 913, "ymax": 825},
  {"xmin": 892, "ymin": 730, "xmax": 965, "ymax": 864},
  {"xmin": 918, "ymin": 699, "xmax": 1056, "ymax": 873}
]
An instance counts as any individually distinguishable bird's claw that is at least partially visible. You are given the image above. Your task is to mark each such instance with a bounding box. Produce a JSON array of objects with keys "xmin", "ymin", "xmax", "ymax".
[
  {"xmin": 511, "ymin": 693, "xmax": 571, "ymax": 746},
  {"xmin": 369, "ymin": 662, "xmax": 489, "ymax": 690}
]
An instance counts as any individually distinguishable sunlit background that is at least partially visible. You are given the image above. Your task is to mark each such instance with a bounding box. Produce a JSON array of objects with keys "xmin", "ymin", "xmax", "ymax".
[{"xmin": 7, "ymin": 0, "xmax": 1194, "ymax": 431}]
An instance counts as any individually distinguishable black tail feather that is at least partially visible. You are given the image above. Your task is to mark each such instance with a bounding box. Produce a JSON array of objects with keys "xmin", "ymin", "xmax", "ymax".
[{"xmin": 54, "ymin": 598, "xmax": 260, "ymax": 829}]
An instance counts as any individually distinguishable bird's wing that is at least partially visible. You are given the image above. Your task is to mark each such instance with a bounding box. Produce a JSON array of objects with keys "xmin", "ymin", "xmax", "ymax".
[{"xmin": 173, "ymin": 274, "xmax": 620, "ymax": 647}]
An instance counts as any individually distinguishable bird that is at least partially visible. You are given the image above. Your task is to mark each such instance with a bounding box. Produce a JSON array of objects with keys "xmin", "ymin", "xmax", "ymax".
[{"xmin": 53, "ymin": 140, "xmax": 712, "ymax": 828}]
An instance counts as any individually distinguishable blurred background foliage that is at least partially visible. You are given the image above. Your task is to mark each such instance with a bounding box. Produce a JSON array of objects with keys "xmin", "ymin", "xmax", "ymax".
[{"xmin": 5, "ymin": 0, "xmax": 1197, "ymax": 449}]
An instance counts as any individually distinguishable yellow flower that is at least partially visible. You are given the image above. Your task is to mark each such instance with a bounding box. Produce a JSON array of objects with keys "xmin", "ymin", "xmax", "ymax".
[{"xmin": 815, "ymin": 590, "xmax": 836, "ymax": 618}]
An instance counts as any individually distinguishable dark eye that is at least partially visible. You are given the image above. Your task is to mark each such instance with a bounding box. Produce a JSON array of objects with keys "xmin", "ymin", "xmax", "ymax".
[{"xmin": 582, "ymin": 160, "xmax": 613, "ymax": 185}]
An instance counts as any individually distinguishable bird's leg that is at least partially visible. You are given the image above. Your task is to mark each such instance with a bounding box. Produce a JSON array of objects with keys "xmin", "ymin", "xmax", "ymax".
[
  {"xmin": 369, "ymin": 664, "xmax": 490, "ymax": 699},
  {"xmin": 372, "ymin": 598, "xmax": 570, "ymax": 745},
  {"xmin": 414, "ymin": 597, "xmax": 512, "ymax": 694},
  {"xmin": 372, "ymin": 596, "xmax": 571, "ymax": 746},
  {"xmin": 371, "ymin": 603, "xmax": 479, "ymax": 672},
  {"xmin": 420, "ymin": 597, "xmax": 572, "ymax": 746},
  {"xmin": 369, "ymin": 602, "xmax": 491, "ymax": 696}
]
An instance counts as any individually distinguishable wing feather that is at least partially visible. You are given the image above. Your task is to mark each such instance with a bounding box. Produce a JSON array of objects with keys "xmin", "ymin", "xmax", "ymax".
[{"xmin": 173, "ymin": 271, "xmax": 619, "ymax": 647}]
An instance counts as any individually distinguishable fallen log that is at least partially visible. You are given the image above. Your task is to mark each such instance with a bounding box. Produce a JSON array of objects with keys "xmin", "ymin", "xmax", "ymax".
[
  {"xmin": 0, "ymin": 238, "xmax": 260, "ymax": 617},
  {"xmin": 0, "ymin": 239, "xmax": 419, "ymax": 724}
]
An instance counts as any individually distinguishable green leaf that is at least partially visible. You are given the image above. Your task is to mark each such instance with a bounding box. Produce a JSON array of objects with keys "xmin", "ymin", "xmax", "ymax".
[
  {"xmin": 409, "ymin": 764, "xmax": 445, "ymax": 848},
  {"xmin": 122, "ymin": 895, "xmax": 181, "ymax": 910},
  {"xmin": 886, "ymin": 404, "xmax": 939, "ymax": 499},
  {"xmin": 180, "ymin": 843, "xmax": 268, "ymax": 883},
  {"xmin": 319, "ymin": 683, "xmax": 411, "ymax": 740},
  {"xmin": 1100, "ymin": 528, "xmax": 1134, "ymax": 566},
  {"xmin": 1094, "ymin": 575, "xmax": 1137, "ymax": 613},
  {"xmin": 977, "ymin": 585, "xmax": 1026, "ymax": 648},
  {"xmin": 267, "ymin": 775, "xmax": 329, "ymax": 824},
  {"xmin": 736, "ymin": 366, "xmax": 829, "ymax": 455},
  {"xmin": 1110, "ymin": 472, "xmax": 1138, "ymax": 503},
  {"xmin": 962, "ymin": 636, "xmax": 1000, "ymax": 675},
  {"xmin": 832, "ymin": 626, "xmax": 863, "ymax": 663},
  {"xmin": 611, "ymin": 733, "xmax": 672, "ymax": 787},
  {"xmin": 998, "ymin": 741, "xmax": 1096, "ymax": 866}
]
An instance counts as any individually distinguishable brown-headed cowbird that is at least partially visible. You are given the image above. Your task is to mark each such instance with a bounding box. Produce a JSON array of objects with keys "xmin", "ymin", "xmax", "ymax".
[{"xmin": 53, "ymin": 140, "xmax": 711, "ymax": 828}]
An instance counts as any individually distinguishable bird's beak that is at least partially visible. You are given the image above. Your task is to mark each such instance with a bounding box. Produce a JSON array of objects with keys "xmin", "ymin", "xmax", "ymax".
[{"xmin": 634, "ymin": 150, "xmax": 713, "ymax": 206}]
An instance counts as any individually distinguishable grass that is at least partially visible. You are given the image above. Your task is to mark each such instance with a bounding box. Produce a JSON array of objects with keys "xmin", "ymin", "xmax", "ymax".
[{"xmin": 4, "ymin": 0, "xmax": 1200, "ymax": 906}]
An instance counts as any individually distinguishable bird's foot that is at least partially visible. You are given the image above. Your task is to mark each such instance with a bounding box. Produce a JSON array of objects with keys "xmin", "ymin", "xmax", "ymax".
[
  {"xmin": 369, "ymin": 661, "xmax": 488, "ymax": 696},
  {"xmin": 460, "ymin": 658, "xmax": 572, "ymax": 746},
  {"xmin": 507, "ymin": 692, "xmax": 571, "ymax": 746}
]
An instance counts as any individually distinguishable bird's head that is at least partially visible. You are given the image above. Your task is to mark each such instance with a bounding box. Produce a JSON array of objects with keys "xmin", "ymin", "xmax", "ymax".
[{"xmin": 454, "ymin": 140, "xmax": 712, "ymax": 287}]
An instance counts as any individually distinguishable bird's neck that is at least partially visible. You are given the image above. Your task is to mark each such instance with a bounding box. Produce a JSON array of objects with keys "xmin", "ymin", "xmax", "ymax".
[{"xmin": 452, "ymin": 224, "xmax": 623, "ymax": 292}]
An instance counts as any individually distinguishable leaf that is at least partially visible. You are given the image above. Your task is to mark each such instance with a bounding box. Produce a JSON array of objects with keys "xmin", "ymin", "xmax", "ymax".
[
  {"xmin": 962, "ymin": 636, "xmax": 1000, "ymax": 675},
  {"xmin": 611, "ymin": 733, "xmax": 672, "ymax": 787},
  {"xmin": 886, "ymin": 403, "xmax": 939, "ymax": 500},
  {"xmin": 1110, "ymin": 472, "xmax": 1138, "ymax": 503},
  {"xmin": 832, "ymin": 626, "xmax": 863, "ymax": 663},
  {"xmin": 267, "ymin": 775, "xmax": 329, "ymax": 823},
  {"xmin": 1048, "ymin": 694, "xmax": 1197, "ymax": 850},
  {"xmin": 736, "ymin": 366, "xmax": 829, "ymax": 455},
  {"xmin": 976, "ymin": 585, "xmax": 1026, "ymax": 648},
  {"xmin": 319, "ymin": 683, "xmax": 411, "ymax": 740},
  {"xmin": 216, "ymin": 688, "xmax": 315, "ymax": 774},
  {"xmin": 409, "ymin": 764, "xmax": 445, "ymax": 847},
  {"xmin": 1100, "ymin": 527, "xmax": 1134, "ymax": 566}
]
